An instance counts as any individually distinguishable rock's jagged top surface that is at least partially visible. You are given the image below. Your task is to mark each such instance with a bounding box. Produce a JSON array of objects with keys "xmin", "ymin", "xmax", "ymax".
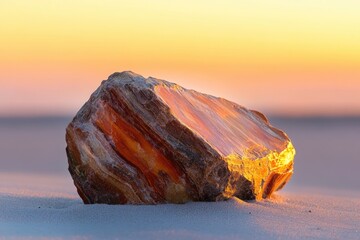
[
  {"xmin": 155, "ymin": 84, "xmax": 288, "ymax": 157},
  {"xmin": 66, "ymin": 71, "xmax": 295, "ymax": 204}
]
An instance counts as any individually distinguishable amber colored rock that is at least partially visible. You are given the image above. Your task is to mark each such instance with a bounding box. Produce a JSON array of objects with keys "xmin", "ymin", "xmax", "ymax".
[{"xmin": 66, "ymin": 71, "xmax": 295, "ymax": 204}]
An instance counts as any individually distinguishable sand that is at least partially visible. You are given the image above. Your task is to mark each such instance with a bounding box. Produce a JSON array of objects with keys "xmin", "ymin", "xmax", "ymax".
[
  {"xmin": 0, "ymin": 173, "xmax": 359, "ymax": 240},
  {"xmin": 1, "ymin": 117, "xmax": 359, "ymax": 239}
]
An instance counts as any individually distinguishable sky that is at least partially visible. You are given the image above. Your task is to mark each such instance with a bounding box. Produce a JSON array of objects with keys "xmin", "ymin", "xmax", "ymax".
[{"xmin": 1, "ymin": 0, "xmax": 359, "ymax": 117}]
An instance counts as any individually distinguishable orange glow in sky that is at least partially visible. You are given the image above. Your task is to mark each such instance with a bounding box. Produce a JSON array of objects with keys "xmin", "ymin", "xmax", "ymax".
[{"xmin": 1, "ymin": 0, "xmax": 359, "ymax": 116}]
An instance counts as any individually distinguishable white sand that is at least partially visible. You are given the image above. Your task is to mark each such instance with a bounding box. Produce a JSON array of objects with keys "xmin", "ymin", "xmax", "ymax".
[{"xmin": 0, "ymin": 173, "xmax": 359, "ymax": 240}]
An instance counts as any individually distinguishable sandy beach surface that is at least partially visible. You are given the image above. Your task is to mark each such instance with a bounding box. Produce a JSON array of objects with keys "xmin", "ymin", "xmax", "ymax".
[
  {"xmin": 0, "ymin": 173, "xmax": 359, "ymax": 240},
  {"xmin": 1, "ymin": 117, "xmax": 359, "ymax": 239}
]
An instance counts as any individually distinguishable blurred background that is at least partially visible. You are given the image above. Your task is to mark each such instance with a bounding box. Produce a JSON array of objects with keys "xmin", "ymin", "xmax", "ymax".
[{"xmin": 1, "ymin": 1, "xmax": 359, "ymax": 194}]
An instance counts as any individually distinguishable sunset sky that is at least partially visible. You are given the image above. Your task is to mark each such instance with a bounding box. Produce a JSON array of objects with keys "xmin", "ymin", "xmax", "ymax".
[{"xmin": 1, "ymin": 0, "xmax": 359, "ymax": 116}]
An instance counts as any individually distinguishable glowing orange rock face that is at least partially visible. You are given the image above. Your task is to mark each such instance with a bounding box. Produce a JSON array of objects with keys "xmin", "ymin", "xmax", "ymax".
[{"xmin": 66, "ymin": 71, "xmax": 295, "ymax": 204}]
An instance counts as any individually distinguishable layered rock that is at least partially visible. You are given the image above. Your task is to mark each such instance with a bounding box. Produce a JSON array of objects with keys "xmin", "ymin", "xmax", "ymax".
[{"xmin": 66, "ymin": 71, "xmax": 295, "ymax": 204}]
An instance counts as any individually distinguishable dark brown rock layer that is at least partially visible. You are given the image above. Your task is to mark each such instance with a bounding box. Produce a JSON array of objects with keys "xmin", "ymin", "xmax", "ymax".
[{"xmin": 66, "ymin": 71, "xmax": 295, "ymax": 204}]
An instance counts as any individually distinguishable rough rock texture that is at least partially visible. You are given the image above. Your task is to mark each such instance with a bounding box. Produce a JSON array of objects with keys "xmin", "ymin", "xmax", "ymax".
[{"xmin": 66, "ymin": 71, "xmax": 295, "ymax": 204}]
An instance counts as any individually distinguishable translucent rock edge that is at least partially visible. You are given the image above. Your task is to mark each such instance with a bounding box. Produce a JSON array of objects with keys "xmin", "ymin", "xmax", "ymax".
[{"xmin": 66, "ymin": 71, "xmax": 295, "ymax": 204}]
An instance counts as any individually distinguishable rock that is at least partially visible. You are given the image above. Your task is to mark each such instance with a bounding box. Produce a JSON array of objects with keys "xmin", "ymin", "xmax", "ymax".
[{"xmin": 66, "ymin": 71, "xmax": 295, "ymax": 204}]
